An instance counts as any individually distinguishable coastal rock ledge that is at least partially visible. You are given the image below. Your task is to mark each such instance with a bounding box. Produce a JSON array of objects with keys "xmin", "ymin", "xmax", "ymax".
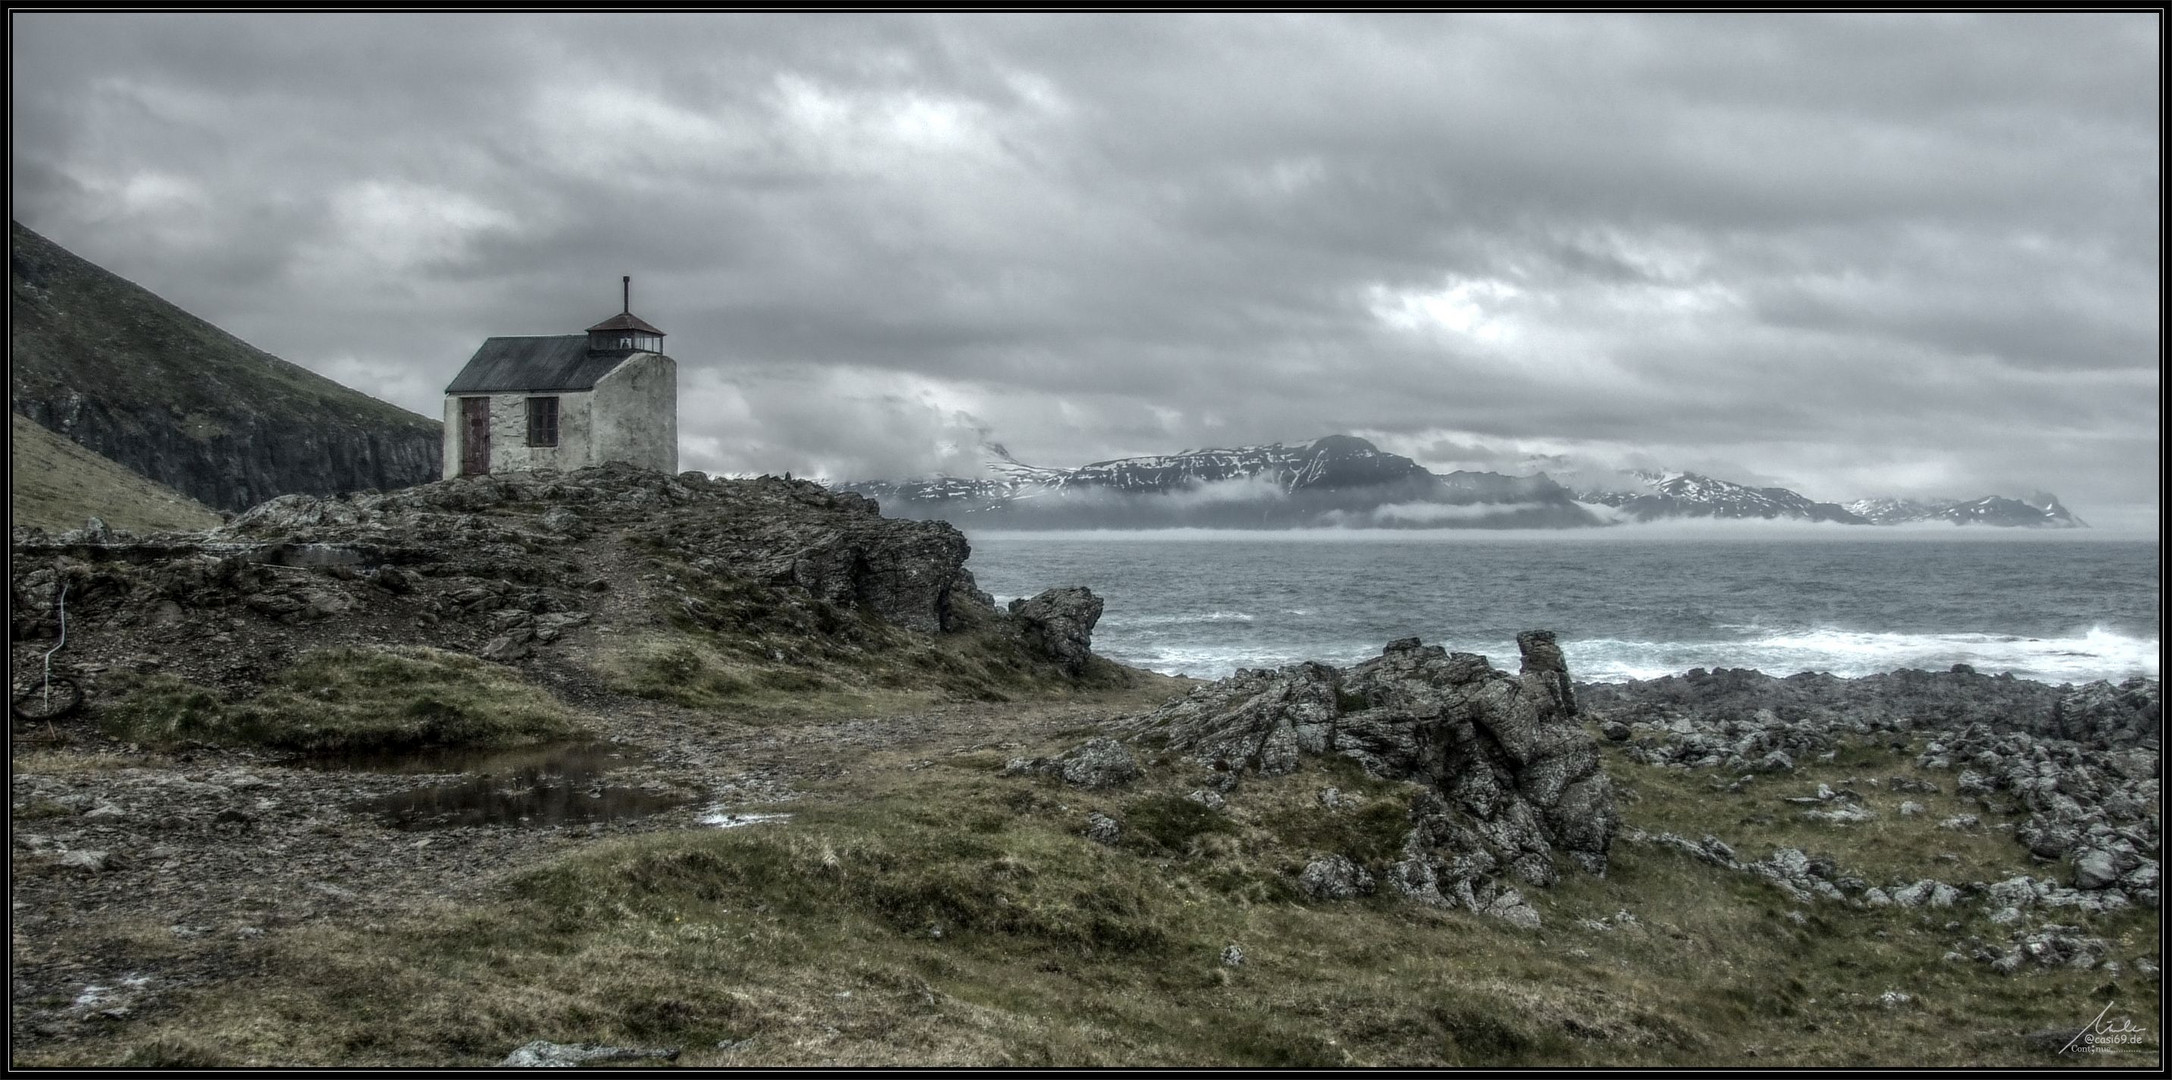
[{"xmin": 1124, "ymin": 631, "xmax": 1618, "ymax": 924}]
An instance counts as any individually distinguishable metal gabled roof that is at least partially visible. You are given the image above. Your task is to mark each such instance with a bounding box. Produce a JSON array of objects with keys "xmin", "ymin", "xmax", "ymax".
[{"xmin": 443, "ymin": 335, "xmax": 641, "ymax": 394}]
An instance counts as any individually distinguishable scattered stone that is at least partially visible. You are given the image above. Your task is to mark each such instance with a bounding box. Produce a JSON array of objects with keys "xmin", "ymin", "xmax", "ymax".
[
  {"xmin": 1891, "ymin": 880, "xmax": 1960, "ymax": 908},
  {"xmin": 2073, "ymin": 850, "xmax": 2121, "ymax": 891},
  {"xmin": 209, "ymin": 770, "xmax": 267, "ymax": 791},
  {"xmin": 1006, "ymin": 737, "xmax": 1141, "ymax": 789},
  {"xmin": 1899, "ymin": 801, "xmax": 1926, "ymax": 817},
  {"xmin": 57, "ymin": 850, "xmax": 116, "ymax": 872},
  {"xmin": 1183, "ymin": 788, "xmax": 1225, "ymax": 811},
  {"xmin": 1083, "ymin": 812, "xmax": 1121, "ymax": 846},
  {"xmin": 479, "ymin": 632, "xmax": 533, "ymax": 662},
  {"xmin": 1220, "ymin": 944, "xmax": 1246, "ymax": 968},
  {"xmin": 1485, "ymin": 889, "xmax": 1543, "ymax": 929},
  {"xmin": 499, "ymin": 1040, "xmax": 682, "ymax": 1068},
  {"xmin": 1878, "ymin": 990, "xmax": 1913, "ymax": 1008},
  {"xmin": 1057, "ymin": 738, "xmax": 1140, "ymax": 789},
  {"xmin": 538, "ymin": 506, "xmax": 589, "ymax": 538}
]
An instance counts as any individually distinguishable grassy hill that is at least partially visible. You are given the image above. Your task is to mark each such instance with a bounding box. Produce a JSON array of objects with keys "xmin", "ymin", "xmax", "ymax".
[
  {"xmin": 10, "ymin": 220, "xmax": 441, "ymax": 511},
  {"xmin": 9, "ymin": 414, "xmax": 223, "ymax": 534}
]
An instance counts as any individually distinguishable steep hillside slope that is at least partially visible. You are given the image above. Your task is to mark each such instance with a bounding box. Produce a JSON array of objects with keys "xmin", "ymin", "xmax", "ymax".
[
  {"xmin": 10, "ymin": 221, "xmax": 441, "ymax": 511},
  {"xmin": 9, "ymin": 414, "xmax": 224, "ymax": 534}
]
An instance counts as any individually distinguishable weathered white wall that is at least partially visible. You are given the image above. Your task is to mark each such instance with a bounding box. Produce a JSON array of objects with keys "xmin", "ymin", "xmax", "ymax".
[
  {"xmin": 441, "ymin": 397, "xmax": 462, "ymax": 480},
  {"xmin": 590, "ymin": 352, "xmax": 678, "ymax": 475},
  {"xmin": 441, "ymin": 392, "xmax": 594, "ymax": 477}
]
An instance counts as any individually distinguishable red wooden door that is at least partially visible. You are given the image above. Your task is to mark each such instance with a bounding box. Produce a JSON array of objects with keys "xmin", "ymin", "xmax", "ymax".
[{"xmin": 461, "ymin": 398, "xmax": 491, "ymax": 475}]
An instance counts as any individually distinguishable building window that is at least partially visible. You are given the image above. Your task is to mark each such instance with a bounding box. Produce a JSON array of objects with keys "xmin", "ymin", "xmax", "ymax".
[{"xmin": 526, "ymin": 396, "xmax": 559, "ymax": 447}]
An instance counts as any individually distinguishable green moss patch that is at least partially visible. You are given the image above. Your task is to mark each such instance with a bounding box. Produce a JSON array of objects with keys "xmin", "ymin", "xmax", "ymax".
[{"xmin": 103, "ymin": 645, "xmax": 582, "ymax": 753}]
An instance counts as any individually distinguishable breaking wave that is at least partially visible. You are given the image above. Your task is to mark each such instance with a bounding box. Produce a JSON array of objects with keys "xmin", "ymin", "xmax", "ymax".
[{"xmin": 966, "ymin": 533, "xmax": 2159, "ymax": 686}]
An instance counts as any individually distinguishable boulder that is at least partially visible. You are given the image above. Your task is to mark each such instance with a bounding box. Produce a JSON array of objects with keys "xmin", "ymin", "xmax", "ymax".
[
  {"xmin": 1057, "ymin": 737, "xmax": 1138, "ymax": 788},
  {"xmin": 2073, "ymin": 849, "xmax": 2121, "ymax": 891},
  {"xmin": 1004, "ymin": 736, "xmax": 1141, "ymax": 789},
  {"xmin": 1007, "ymin": 587, "xmax": 1105, "ymax": 676}
]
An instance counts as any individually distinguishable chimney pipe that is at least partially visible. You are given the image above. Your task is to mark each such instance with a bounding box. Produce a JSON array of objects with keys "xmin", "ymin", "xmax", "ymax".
[{"xmin": 622, "ymin": 275, "xmax": 630, "ymax": 314}]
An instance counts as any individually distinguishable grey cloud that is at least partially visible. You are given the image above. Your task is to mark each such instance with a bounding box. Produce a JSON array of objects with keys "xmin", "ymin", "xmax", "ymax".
[{"xmin": 8, "ymin": 12, "xmax": 2157, "ymax": 521}]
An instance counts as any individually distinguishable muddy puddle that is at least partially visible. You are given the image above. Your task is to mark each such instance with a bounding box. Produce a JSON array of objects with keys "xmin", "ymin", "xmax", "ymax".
[{"xmin": 327, "ymin": 742, "xmax": 696, "ymax": 830}]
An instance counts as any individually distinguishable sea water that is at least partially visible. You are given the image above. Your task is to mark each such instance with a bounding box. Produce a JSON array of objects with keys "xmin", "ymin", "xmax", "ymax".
[{"xmin": 962, "ymin": 528, "xmax": 2160, "ymax": 685}]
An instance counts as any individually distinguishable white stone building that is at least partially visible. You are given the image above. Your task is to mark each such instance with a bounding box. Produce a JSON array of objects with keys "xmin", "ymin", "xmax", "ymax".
[{"xmin": 442, "ymin": 279, "xmax": 677, "ymax": 478}]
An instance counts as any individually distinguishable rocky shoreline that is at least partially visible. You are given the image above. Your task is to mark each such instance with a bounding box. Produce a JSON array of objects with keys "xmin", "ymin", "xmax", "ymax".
[{"xmin": 1578, "ymin": 664, "xmax": 2159, "ymax": 977}]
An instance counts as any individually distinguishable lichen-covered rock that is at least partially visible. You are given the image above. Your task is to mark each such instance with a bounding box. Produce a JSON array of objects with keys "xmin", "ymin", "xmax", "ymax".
[
  {"xmin": 2073, "ymin": 849, "xmax": 2122, "ymax": 891},
  {"xmin": 1006, "ymin": 587, "xmax": 1105, "ymax": 676},
  {"xmin": 1083, "ymin": 811, "xmax": 1121, "ymax": 846},
  {"xmin": 539, "ymin": 505, "xmax": 590, "ymax": 539},
  {"xmin": 1298, "ymin": 855, "xmax": 1375, "ymax": 901},
  {"xmin": 1125, "ymin": 631, "xmax": 1618, "ymax": 916},
  {"xmin": 1006, "ymin": 736, "xmax": 1141, "ymax": 789},
  {"xmin": 1059, "ymin": 737, "xmax": 1139, "ymax": 788}
]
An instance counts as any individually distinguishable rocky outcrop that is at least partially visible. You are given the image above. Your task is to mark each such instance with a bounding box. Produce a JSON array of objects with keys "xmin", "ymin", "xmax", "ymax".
[
  {"xmin": 1578, "ymin": 665, "xmax": 2156, "ymax": 750},
  {"xmin": 1006, "ymin": 587, "xmax": 1104, "ymax": 676},
  {"xmin": 2049, "ymin": 678, "xmax": 2161, "ymax": 747},
  {"xmin": 1122, "ymin": 632, "xmax": 1618, "ymax": 925},
  {"xmin": 11, "ymin": 220, "xmax": 441, "ymax": 512},
  {"xmin": 7, "ymin": 464, "xmax": 1110, "ymax": 701},
  {"xmin": 205, "ymin": 463, "xmax": 987, "ymax": 636}
]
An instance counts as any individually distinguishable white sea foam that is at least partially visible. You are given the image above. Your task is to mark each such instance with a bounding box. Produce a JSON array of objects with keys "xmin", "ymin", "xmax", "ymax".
[
  {"xmin": 1107, "ymin": 627, "xmax": 2159, "ymax": 686},
  {"xmin": 1115, "ymin": 610, "xmax": 1256, "ymax": 627},
  {"xmin": 1567, "ymin": 625, "xmax": 2158, "ymax": 684}
]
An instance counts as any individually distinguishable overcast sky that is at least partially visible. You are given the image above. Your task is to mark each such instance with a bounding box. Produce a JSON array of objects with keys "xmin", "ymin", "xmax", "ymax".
[{"xmin": 11, "ymin": 13, "xmax": 2160, "ymax": 528}]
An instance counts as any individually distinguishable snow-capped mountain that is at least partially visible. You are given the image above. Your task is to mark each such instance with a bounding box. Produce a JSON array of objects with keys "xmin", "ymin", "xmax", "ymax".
[
  {"xmin": 1576, "ymin": 471, "xmax": 1868, "ymax": 524},
  {"xmin": 979, "ymin": 434, "xmax": 1427, "ymax": 495},
  {"xmin": 1845, "ymin": 493, "xmax": 2088, "ymax": 528},
  {"xmin": 834, "ymin": 435, "xmax": 1600, "ymax": 529},
  {"xmin": 837, "ymin": 444, "xmax": 2086, "ymax": 531},
  {"xmin": 1839, "ymin": 497, "xmax": 1939, "ymax": 525}
]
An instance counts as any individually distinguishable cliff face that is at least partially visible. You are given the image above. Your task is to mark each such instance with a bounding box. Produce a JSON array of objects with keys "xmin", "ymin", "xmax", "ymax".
[{"xmin": 10, "ymin": 221, "xmax": 442, "ymax": 512}]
